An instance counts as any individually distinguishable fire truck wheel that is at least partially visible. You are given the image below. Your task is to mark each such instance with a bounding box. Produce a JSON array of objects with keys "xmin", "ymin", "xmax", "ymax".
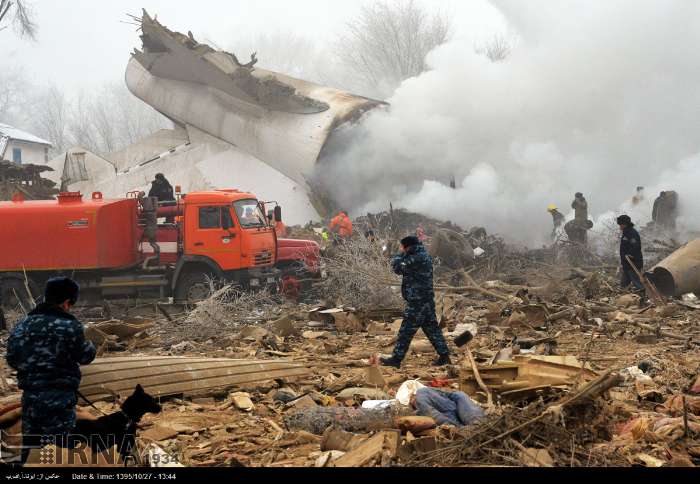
[{"xmin": 175, "ymin": 272, "xmax": 214, "ymax": 304}]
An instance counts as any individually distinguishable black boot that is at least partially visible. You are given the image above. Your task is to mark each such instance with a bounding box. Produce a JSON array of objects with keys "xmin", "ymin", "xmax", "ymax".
[
  {"xmin": 380, "ymin": 356, "xmax": 402, "ymax": 369},
  {"xmin": 432, "ymin": 354, "xmax": 452, "ymax": 367}
]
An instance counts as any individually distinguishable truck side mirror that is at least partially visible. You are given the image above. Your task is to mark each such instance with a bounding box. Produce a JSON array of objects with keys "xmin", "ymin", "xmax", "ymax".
[{"xmin": 274, "ymin": 206, "xmax": 282, "ymax": 223}]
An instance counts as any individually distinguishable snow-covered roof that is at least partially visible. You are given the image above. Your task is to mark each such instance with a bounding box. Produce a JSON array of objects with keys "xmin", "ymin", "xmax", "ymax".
[{"xmin": 0, "ymin": 123, "xmax": 52, "ymax": 147}]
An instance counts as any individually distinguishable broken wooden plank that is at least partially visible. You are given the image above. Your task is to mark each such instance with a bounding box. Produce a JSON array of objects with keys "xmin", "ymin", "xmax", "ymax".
[
  {"xmin": 79, "ymin": 357, "xmax": 310, "ymax": 401},
  {"xmin": 332, "ymin": 433, "xmax": 384, "ymax": 467}
]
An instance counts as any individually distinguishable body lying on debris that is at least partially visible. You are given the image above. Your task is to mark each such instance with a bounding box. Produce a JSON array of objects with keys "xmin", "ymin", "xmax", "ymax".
[{"xmin": 414, "ymin": 387, "xmax": 485, "ymax": 427}]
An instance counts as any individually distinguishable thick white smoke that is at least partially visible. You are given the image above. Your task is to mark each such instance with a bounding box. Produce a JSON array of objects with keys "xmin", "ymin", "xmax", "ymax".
[{"xmin": 316, "ymin": 0, "xmax": 700, "ymax": 246}]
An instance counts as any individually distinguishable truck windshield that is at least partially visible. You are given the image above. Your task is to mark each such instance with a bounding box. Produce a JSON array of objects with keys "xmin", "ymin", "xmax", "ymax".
[{"xmin": 234, "ymin": 199, "xmax": 267, "ymax": 229}]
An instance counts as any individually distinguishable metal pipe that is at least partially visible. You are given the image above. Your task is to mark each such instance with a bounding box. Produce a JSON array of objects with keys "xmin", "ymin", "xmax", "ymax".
[{"xmin": 647, "ymin": 239, "xmax": 700, "ymax": 297}]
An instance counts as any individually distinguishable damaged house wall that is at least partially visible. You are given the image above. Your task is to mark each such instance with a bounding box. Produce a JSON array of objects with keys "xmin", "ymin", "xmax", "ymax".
[{"xmin": 47, "ymin": 11, "xmax": 385, "ymax": 224}]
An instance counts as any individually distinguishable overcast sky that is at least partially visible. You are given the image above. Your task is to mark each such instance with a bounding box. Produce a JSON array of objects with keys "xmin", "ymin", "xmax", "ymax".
[{"xmin": 3, "ymin": 0, "xmax": 505, "ymax": 92}]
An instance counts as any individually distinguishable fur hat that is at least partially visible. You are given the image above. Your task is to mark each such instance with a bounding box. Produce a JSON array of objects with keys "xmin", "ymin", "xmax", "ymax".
[
  {"xmin": 400, "ymin": 236, "xmax": 420, "ymax": 248},
  {"xmin": 45, "ymin": 277, "xmax": 80, "ymax": 305},
  {"xmin": 617, "ymin": 215, "xmax": 633, "ymax": 227}
]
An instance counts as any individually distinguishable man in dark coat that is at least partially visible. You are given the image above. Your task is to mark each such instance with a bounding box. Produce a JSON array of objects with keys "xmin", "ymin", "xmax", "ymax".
[
  {"xmin": 617, "ymin": 215, "xmax": 644, "ymax": 294},
  {"xmin": 572, "ymin": 192, "xmax": 589, "ymax": 223},
  {"xmin": 148, "ymin": 173, "xmax": 175, "ymax": 203},
  {"xmin": 652, "ymin": 192, "xmax": 666, "ymax": 226},
  {"xmin": 6, "ymin": 278, "xmax": 96, "ymax": 464},
  {"xmin": 567, "ymin": 193, "xmax": 593, "ymax": 244},
  {"xmin": 381, "ymin": 236, "xmax": 451, "ymax": 368}
]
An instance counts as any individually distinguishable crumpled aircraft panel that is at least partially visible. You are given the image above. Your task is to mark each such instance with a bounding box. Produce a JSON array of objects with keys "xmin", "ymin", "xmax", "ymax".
[{"xmin": 126, "ymin": 11, "xmax": 384, "ymax": 215}]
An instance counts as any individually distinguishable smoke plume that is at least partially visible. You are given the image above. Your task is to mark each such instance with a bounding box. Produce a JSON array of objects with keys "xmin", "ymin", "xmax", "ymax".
[{"xmin": 316, "ymin": 0, "xmax": 700, "ymax": 246}]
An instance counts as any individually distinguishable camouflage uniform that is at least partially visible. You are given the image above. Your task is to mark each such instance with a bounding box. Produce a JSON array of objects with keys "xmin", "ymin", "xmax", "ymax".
[
  {"xmin": 6, "ymin": 303, "xmax": 96, "ymax": 459},
  {"xmin": 390, "ymin": 244, "xmax": 450, "ymax": 362}
]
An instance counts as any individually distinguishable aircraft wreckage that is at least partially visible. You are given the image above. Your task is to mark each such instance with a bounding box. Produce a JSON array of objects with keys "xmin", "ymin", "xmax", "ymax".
[{"xmin": 47, "ymin": 11, "xmax": 384, "ymax": 224}]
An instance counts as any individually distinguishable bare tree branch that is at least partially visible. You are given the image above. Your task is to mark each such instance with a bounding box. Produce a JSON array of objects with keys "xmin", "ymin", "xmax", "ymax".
[
  {"xmin": 475, "ymin": 33, "xmax": 518, "ymax": 63},
  {"xmin": 0, "ymin": 68, "xmax": 30, "ymax": 124},
  {"xmin": 32, "ymin": 82, "xmax": 171, "ymax": 157},
  {"xmin": 334, "ymin": 0, "xmax": 451, "ymax": 98},
  {"xmin": 0, "ymin": 0, "xmax": 37, "ymax": 40},
  {"xmin": 0, "ymin": 0, "xmax": 11, "ymax": 26},
  {"xmin": 229, "ymin": 31, "xmax": 329, "ymax": 85},
  {"xmin": 12, "ymin": 0, "xmax": 35, "ymax": 39},
  {"xmin": 32, "ymin": 85, "xmax": 69, "ymax": 153}
]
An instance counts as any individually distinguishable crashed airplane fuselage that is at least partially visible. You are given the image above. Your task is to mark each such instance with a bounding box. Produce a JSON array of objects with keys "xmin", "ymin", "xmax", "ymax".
[
  {"xmin": 124, "ymin": 11, "xmax": 384, "ymax": 219},
  {"xmin": 49, "ymin": 11, "xmax": 384, "ymax": 224}
]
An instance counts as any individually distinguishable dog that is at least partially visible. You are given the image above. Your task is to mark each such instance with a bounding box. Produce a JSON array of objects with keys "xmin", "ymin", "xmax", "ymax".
[{"xmin": 72, "ymin": 384, "xmax": 162, "ymax": 464}]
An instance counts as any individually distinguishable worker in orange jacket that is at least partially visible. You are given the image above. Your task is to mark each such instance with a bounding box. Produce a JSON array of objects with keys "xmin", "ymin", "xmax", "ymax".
[{"xmin": 329, "ymin": 210, "xmax": 353, "ymax": 243}]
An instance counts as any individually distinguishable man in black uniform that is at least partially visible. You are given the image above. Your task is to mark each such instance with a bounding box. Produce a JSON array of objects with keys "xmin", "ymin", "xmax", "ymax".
[
  {"xmin": 617, "ymin": 215, "xmax": 644, "ymax": 294},
  {"xmin": 381, "ymin": 236, "xmax": 451, "ymax": 369}
]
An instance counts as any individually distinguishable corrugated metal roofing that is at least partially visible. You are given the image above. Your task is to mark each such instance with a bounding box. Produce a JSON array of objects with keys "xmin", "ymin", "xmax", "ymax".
[
  {"xmin": 0, "ymin": 123, "xmax": 52, "ymax": 147},
  {"xmin": 79, "ymin": 356, "xmax": 311, "ymax": 401}
]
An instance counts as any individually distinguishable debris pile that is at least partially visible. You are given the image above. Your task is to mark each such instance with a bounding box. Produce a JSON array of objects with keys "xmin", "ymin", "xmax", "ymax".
[
  {"xmin": 0, "ymin": 161, "xmax": 59, "ymax": 200},
  {"xmin": 1, "ymin": 215, "xmax": 699, "ymax": 468}
]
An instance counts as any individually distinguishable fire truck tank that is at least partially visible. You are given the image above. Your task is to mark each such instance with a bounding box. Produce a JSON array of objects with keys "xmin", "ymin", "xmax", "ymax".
[{"xmin": 0, "ymin": 192, "xmax": 140, "ymax": 272}]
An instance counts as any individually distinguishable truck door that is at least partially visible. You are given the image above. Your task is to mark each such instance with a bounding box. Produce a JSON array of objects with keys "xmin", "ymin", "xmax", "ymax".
[{"xmin": 185, "ymin": 205, "xmax": 241, "ymax": 270}]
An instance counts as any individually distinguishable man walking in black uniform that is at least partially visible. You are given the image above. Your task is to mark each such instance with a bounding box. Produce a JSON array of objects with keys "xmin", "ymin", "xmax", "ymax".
[
  {"xmin": 381, "ymin": 236, "xmax": 451, "ymax": 369},
  {"xmin": 617, "ymin": 215, "xmax": 644, "ymax": 295}
]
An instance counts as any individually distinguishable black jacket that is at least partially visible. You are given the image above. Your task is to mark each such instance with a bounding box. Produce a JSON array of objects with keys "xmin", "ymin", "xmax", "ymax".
[
  {"xmin": 148, "ymin": 179, "xmax": 175, "ymax": 202},
  {"xmin": 620, "ymin": 226, "xmax": 643, "ymax": 269}
]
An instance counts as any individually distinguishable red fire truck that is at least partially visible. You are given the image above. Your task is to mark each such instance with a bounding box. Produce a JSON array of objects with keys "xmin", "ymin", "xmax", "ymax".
[{"xmin": 0, "ymin": 189, "xmax": 320, "ymax": 311}]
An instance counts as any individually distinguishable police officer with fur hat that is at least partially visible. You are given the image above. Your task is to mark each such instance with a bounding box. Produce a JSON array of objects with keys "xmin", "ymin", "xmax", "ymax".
[
  {"xmin": 7, "ymin": 277, "xmax": 96, "ymax": 464},
  {"xmin": 381, "ymin": 236, "xmax": 451, "ymax": 368}
]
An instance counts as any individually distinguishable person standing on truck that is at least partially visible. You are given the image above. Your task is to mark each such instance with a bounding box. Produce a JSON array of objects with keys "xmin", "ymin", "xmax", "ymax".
[
  {"xmin": 148, "ymin": 173, "xmax": 175, "ymax": 203},
  {"xmin": 6, "ymin": 278, "xmax": 96, "ymax": 464},
  {"xmin": 138, "ymin": 192, "xmax": 161, "ymax": 263},
  {"xmin": 329, "ymin": 210, "xmax": 353, "ymax": 244},
  {"xmin": 380, "ymin": 236, "xmax": 451, "ymax": 369}
]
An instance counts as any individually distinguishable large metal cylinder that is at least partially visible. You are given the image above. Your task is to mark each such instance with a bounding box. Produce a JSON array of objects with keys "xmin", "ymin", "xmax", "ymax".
[{"xmin": 647, "ymin": 239, "xmax": 700, "ymax": 297}]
